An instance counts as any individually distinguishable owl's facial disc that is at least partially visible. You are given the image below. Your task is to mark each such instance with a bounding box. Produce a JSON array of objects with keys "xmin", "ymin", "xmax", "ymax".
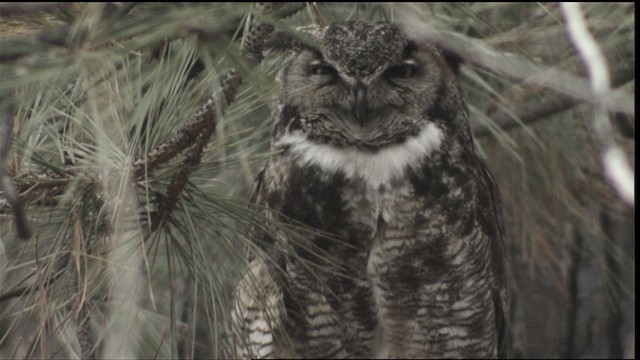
[
  {"xmin": 305, "ymin": 56, "xmax": 378, "ymax": 127},
  {"xmin": 279, "ymin": 22, "xmax": 457, "ymax": 149},
  {"xmin": 297, "ymin": 53, "xmax": 427, "ymax": 147}
]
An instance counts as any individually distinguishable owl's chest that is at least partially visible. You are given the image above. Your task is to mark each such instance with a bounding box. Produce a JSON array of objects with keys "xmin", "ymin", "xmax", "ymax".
[
  {"xmin": 270, "ymin": 144, "xmax": 488, "ymax": 356},
  {"xmin": 272, "ymin": 122, "xmax": 451, "ymax": 231},
  {"xmin": 269, "ymin": 127, "xmax": 478, "ymax": 272},
  {"xmin": 274, "ymin": 153, "xmax": 470, "ymax": 263},
  {"xmin": 339, "ymin": 178, "xmax": 420, "ymax": 240}
]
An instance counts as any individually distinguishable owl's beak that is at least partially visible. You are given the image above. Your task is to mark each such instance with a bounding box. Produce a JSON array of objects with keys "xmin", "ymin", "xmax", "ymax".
[{"xmin": 352, "ymin": 81, "xmax": 369, "ymax": 125}]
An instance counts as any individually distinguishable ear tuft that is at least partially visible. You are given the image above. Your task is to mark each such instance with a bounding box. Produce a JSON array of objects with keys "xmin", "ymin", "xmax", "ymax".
[
  {"xmin": 266, "ymin": 30, "xmax": 321, "ymax": 54},
  {"xmin": 265, "ymin": 31, "xmax": 298, "ymax": 52},
  {"xmin": 438, "ymin": 46, "xmax": 463, "ymax": 75}
]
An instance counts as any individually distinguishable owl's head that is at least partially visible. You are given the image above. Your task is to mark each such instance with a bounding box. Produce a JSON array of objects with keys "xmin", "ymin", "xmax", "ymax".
[{"xmin": 271, "ymin": 21, "xmax": 472, "ymax": 152}]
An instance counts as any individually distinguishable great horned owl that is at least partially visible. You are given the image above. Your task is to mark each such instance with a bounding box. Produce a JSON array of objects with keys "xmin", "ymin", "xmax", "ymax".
[{"xmin": 232, "ymin": 21, "xmax": 507, "ymax": 359}]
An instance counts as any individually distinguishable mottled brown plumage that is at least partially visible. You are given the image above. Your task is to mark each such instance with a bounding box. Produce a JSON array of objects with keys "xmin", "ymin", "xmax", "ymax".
[{"xmin": 232, "ymin": 21, "xmax": 507, "ymax": 359}]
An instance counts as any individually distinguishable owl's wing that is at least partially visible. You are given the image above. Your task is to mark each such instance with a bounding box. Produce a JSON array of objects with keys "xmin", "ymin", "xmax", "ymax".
[
  {"xmin": 475, "ymin": 157, "xmax": 509, "ymax": 358},
  {"xmin": 231, "ymin": 257, "xmax": 286, "ymax": 359},
  {"xmin": 247, "ymin": 165, "xmax": 280, "ymax": 252},
  {"xmin": 249, "ymin": 165, "xmax": 266, "ymax": 208},
  {"xmin": 245, "ymin": 165, "xmax": 274, "ymax": 263},
  {"xmin": 232, "ymin": 164, "xmax": 290, "ymax": 359}
]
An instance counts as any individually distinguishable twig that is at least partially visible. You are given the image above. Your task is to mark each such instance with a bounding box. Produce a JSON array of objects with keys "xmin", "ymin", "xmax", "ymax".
[
  {"xmin": 69, "ymin": 208, "xmax": 96, "ymax": 360},
  {"xmin": 271, "ymin": 3, "xmax": 306, "ymax": 19},
  {"xmin": 561, "ymin": 2, "xmax": 634, "ymax": 207},
  {"xmin": 600, "ymin": 212, "xmax": 624, "ymax": 358},
  {"xmin": 0, "ymin": 107, "xmax": 32, "ymax": 240},
  {"xmin": 0, "ymin": 2, "xmax": 70, "ymax": 16},
  {"xmin": 0, "ymin": 253, "xmax": 70, "ymax": 302},
  {"xmin": 562, "ymin": 226, "xmax": 582, "ymax": 358}
]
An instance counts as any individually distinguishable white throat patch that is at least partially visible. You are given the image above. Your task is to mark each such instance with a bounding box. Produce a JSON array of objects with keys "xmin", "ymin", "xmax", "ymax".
[{"xmin": 276, "ymin": 123, "xmax": 443, "ymax": 188}]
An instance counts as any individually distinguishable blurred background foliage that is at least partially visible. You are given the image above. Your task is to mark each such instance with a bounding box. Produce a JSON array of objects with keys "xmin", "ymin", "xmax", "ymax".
[{"xmin": 0, "ymin": 3, "xmax": 634, "ymax": 359}]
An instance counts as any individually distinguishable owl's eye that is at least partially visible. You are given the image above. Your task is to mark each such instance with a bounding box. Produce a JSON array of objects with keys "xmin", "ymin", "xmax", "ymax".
[
  {"xmin": 384, "ymin": 62, "xmax": 418, "ymax": 79},
  {"xmin": 309, "ymin": 60, "xmax": 337, "ymax": 76}
]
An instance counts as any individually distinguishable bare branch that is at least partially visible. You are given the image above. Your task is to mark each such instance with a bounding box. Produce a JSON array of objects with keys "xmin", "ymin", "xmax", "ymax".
[
  {"xmin": 473, "ymin": 61, "xmax": 635, "ymax": 136},
  {"xmin": 0, "ymin": 107, "xmax": 32, "ymax": 240},
  {"xmin": 561, "ymin": 3, "xmax": 634, "ymax": 207},
  {"xmin": 0, "ymin": 2, "xmax": 70, "ymax": 16},
  {"xmin": 271, "ymin": 3, "xmax": 306, "ymax": 19},
  {"xmin": 395, "ymin": 4, "xmax": 634, "ymax": 115}
]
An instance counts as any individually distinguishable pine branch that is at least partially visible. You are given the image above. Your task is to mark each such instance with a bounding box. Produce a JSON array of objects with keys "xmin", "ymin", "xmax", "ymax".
[
  {"xmin": 150, "ymin": 70, "xmax": 243, "ymax": 232},
  {"xmin": 243, "ymin": 3, "xmax": 276, "ymax": 64},
  {"xmin": 147, "ymin": 3, "xmax": 284, "ymax": 232},
  {"xmin": 0, "ymin": 251, "xmax": 70, "ymax": 302},
  {"xmin": 132, "ymin": 92, "xmax": 228, "ymax": 180},
  {"xmin": 68, "ymin": 205, "xmax": 96, "ymax": 360},
  {"xmin": 132, "ymin": 4, "xmax": 291, "ymax": 180},
  {"xmin": 72, "ymin": 260, "xmax": 96, "ymax": 360}
]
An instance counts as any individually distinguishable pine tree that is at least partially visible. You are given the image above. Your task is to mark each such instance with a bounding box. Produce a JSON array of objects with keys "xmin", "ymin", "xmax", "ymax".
[{"xmin": 1, "ymin": 3, "xmax": 634, "ymax": 358}]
